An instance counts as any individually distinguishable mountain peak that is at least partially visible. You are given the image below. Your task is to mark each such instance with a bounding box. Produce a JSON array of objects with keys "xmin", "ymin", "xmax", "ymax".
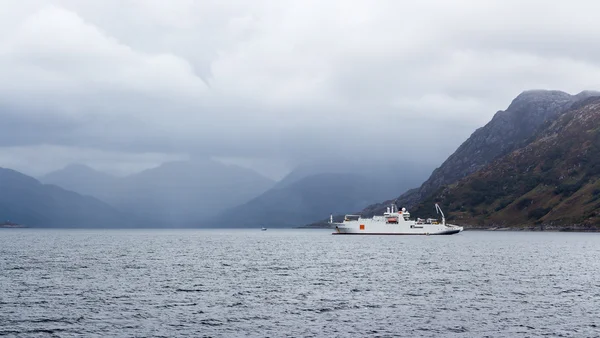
[
  {"xmin": 41, "ymin": 163, "xmax": 114, "ymax": 181},
  {"xmin": 511, "ymin": 89, "xmax": 600, "ymax": 106},
  {"xmin": 61, "ymin": 163, "xmax": 102, "ymax": 174},
  {"xmin": 508, "ymin": 90, "xmax": 573, "ymax": 110},
  {"xmin": 516, "ymin": 89, "xmax": 569, "ymax": 96},
  {"xmin": 574, "ymin": 90, "xmax": 600, "ymax": 100}
]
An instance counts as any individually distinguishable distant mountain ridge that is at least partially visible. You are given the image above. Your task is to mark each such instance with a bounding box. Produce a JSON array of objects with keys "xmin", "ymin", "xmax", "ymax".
[
  {"xmin": 0, "ymin": 167, "xmax": 137, "ymax": 228},
  {"xmin": 40, "ymin": 158, "xmax": 429, "ymax": 228},
  {"xmin": 40, "ymin": 159, "xmax": 275, "ymax": 226},
  {"xmin": 209, "ymin": 173, "xmax": 388, "ymax": 228},
  {"xmin": 206, "ymin": 158, "xmax": 431, "ymax": 228}
]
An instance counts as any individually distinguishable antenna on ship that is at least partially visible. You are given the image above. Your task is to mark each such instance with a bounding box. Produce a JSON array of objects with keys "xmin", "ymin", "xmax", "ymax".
[{"xmin": 435, "ymin": 203, "xmax": 446, "ymax": 226}]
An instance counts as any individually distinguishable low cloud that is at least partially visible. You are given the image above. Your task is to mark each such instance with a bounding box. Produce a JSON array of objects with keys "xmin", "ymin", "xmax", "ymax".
[{"xmin": 1, "ymin": 0, "xmax": 600, "ymax": 177}]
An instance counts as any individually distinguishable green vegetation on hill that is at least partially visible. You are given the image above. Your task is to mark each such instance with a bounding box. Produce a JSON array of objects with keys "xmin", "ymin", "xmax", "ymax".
[{"xmin": 413, "ymin": 98, "xmax": 600, "ymax": 230}]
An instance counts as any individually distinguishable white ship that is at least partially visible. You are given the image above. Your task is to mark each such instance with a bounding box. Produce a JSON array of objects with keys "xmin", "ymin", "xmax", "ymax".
[{"xmin": 330, "ymin": 203, "xmax": 463, "ymax": 235}]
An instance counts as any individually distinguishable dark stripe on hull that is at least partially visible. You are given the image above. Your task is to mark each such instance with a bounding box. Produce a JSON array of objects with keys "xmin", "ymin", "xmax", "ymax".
[
  {"xmin": 332, "ymin": 230, "xmax": 462, "ymax": 236},
  {"xmin": 437, "ymin": 229, "xmax": 462, "ymax": 235}
]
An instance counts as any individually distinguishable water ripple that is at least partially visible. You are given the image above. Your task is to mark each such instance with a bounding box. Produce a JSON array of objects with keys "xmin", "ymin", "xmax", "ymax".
[{"xmin": 1, "ymin": 229, "xmax": 599, "ymax": 337}]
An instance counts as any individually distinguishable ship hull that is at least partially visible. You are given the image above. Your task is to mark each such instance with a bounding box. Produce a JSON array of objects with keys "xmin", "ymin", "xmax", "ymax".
[
  {"xmin": 332, "ymin": 229, "xmax": 462, "ymax": 235},
  {"xmin": 332, "ymin": 222, "xmax": 463, "ymax": 235}
]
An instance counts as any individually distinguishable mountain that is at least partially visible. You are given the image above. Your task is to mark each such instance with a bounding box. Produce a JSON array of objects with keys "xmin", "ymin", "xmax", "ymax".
[
  {"xmin": 413, "ymin": 97, "xmax": 600, "ymax": 230},
  {"xmin": 274, "ymin": 158, "xmax": 428, "ymax": 195},
  {"xmin": 0, "ymin": 167, "xmax": 135, "ymax": 228},
  {"xmin": 359, "ymin": 90, "xmax": 600, "ymax": 217},
  {"xmin": 111, "ymin": 159, "xmax": 275, "ymax": 226},
  {"xmin": 39, "ymin": 164, "xmax": 119, "ymax": 201},
  {"xmin": 207, "ymin": 173, "xmax": 396, "ymax": 228},
  {"xmin": 41, "ymin": 159, "xmax": 275, "ymax": 226},
  {"xmin": 209, "ymin": 159, "xmax": 431, "ymax": 228}
]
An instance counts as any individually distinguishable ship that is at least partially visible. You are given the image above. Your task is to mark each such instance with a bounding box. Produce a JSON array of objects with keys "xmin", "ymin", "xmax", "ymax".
[
  {"xmin": 0, "ymin": 220, "xmax": 25, "ymax": 228},
  {"xmin": 330, "ymin": 203, "xmax": 463, "ymax": 235}
]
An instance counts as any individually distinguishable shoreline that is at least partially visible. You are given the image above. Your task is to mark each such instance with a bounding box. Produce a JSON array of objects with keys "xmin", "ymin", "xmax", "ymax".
[
  {"xmin": 464, "ymin": 227, "xmax": 600, "ymax": 232},
  {"xmin": 1, "ymin": 225, "xmax": 598, "ymax": 232},
  {"xmin": 299, "ymin": 225, "xmax": 600, "ymax": 232}
]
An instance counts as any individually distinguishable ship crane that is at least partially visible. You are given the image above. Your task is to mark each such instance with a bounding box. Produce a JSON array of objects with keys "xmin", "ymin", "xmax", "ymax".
[{"xmin": 435, "ymin": 203, "xmax": 446, "ymax": 226}]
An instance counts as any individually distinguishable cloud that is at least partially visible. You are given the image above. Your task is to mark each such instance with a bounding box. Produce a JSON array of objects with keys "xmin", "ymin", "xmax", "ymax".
[
  {"xmin": 1, "ymin": 0, "xmax": 600, "ymax": 177},
  {"xmin": 0, "ymin": 144, "xmax": 187, "ymax": 177},
  {"xmin": 1, "ymin": 5, "xmax": 207, "ymax": 103}
]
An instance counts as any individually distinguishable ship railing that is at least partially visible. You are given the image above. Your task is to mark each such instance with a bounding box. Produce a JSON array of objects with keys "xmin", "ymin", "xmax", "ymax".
[{"xmin": 344, "ymin": 215, "xmax": 361, "ymax": 221}]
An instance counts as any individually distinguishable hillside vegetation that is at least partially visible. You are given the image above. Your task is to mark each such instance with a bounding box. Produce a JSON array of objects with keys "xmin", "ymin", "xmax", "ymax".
[{"xmin": 414, "ymin": 98, "xmax": 600, "ymax": 230}]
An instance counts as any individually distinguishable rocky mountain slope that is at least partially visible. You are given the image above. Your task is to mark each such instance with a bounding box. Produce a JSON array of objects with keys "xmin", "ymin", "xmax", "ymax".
[
  {"xmin": 414, "ymin": 97, "xmax": 600, "ymax": 230},
  {"xmin": 0, "ymin": 168, "xmax": 136, "ymax": 228},
  {"xmin": 360, "ymin": 90, "xmax": 600, "ymax": 217}
]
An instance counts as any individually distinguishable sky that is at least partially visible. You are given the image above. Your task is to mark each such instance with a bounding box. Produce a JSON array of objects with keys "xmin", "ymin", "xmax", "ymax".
[{"xmin": 1, "ymin": 0, "xmax": 600, "ymax": 179}]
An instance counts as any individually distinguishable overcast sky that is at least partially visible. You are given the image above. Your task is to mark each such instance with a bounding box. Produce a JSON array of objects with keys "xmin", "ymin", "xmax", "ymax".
[{"xmin": 1, "ymin": 0, "xmax": 599, "ymax": 179}]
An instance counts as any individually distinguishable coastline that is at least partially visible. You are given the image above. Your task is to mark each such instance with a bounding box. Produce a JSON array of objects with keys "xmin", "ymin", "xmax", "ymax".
[
  {"xmin": 464, "ymin": 227, "xmax": 600, "ymax": 232},
  {"xmin": 299, "ymin": 224, "xmax": 600, "ymax": 232}
]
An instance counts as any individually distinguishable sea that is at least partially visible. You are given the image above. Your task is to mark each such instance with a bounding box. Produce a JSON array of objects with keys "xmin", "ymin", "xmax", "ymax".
[{"xmin": 1, "ymin": 229, "xmax": 599, "ymax": 337}]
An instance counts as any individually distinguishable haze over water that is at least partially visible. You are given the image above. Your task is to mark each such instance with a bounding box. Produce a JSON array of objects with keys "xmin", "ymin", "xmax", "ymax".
[{"xmin": 1, "ymin": 229, "xmax": 599, "ymax": 337}]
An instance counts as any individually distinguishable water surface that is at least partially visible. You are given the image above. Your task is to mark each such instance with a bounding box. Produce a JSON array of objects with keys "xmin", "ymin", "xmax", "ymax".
[{"xmin": 1, "ymin": 229, "xmax": 599, "ymax": 337}]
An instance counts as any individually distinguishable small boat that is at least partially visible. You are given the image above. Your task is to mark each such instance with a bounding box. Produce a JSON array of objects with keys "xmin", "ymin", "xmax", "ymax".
[
  {"xmin": 0, "ymin": 220, "xmax": 25, "ymax": 228},
  {"xmin": 330, "ymin": 203, "xmax": 463, "ymax": 235},
  {"xmin": 261, "ymin": 227, "xmax": 267, "ymax": 231}
]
